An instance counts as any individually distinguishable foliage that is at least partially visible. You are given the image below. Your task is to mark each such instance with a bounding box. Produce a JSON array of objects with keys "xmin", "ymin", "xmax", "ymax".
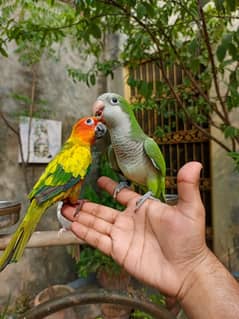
[
  {"xmin": 0, "ymin": 293, "xmax": 31, "ymax": 319},
  {"xmin": 76, "ymin": 245, "xmax": 122, "ymax": 278},
  {"xmin": 76, "ymin": 156, "xmax": 124, "ymax": 278},
  {"xmin": 68, "ymin": 60, "xmax": 121, "ymax": 87},
  {"xmin": 0, "ymin": 0, "xmax": 239, "ymax": 165},
  {"xmin": 82, "ymin": 155, "xmax": 124, "ymax": 210},
  {"xmin": 228, "ymin": 151, "xmax": 239, "ymax": 172},
  {"xmin": 0, "ymin": 296, "xmax": 10, "ymax": 319},
  {"xmin": 131, "ymin": 291, "xmax": 165, "ymax": 319}
]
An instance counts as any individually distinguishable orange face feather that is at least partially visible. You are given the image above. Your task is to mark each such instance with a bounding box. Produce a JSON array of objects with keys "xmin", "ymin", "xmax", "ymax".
[{"xmin": 70, "ymin": 116, "xmax": 101, "ymax": 145}]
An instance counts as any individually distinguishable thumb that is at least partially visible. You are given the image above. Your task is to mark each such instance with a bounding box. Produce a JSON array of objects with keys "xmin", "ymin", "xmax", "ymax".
[{"xmin": 177, "ymin": 161, "xmax": 204, "ymax": 218}]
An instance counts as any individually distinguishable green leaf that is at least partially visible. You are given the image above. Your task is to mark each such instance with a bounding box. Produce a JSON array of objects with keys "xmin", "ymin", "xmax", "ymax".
[
  {"xmin": 188, "ymin": 38, "xmax": 198, "ymax": 55},
  {"xmin": 0, "ymin": 46, "xmax": 8, "ymax": 57},
  {"xmin": 136, "ymin": 3, "xmax": 147, "ymax": 19},
  {"xmin": 138, "ymin": 81, "xmax": 153, "ymax": 98},
  {"xmin": 229, "ymin": 70, "xmax": 238, "ymax": 86},
  {"xmin": 226, "ymin": 0, "xmax": 236, "ymax": 11},
  {"xmin": 89, "ymin": 24, "xmax": 101, "ymax": 39},
  {"xmin": 47, "ymin": 0, "xmax": 55, "ymax": 5},
  {"xmin": 216, "ymin": 43, "xmax": 227, "ymax": 62},
  {"xmin": 223, "ymin": 125, "xmax": 239, "ymax": 138},
  {"xmin": 214, "ymin": 0, "xmax": 226, "ymax": 12},
  {"xmin": 228, "ymin": 43, "xmax": 238, "ymax": 59},
  {"xmin": 89, "ymin": 73, "xmax": 96, "ymax": 86},
  {"xmin": 142, "ymin": 2, "xmax": 155, "ymax": 18},
  {"xmin": 127, "ymin": 77, "xmax": 137, "ymax": 87},
  {"xmin": 11, "ymin": 93, "xmax": 32, "ymax": 105},
  {"xmin": 228, "ymin": 152, "xmax": 239, "ymax": 172},
  {"xmin": 190, "ymin": 58, "xmax": 200, "ymax": 73},
  {"xmin": 222, "ymin": 33, "xmax": 233, "ymax": 45}
]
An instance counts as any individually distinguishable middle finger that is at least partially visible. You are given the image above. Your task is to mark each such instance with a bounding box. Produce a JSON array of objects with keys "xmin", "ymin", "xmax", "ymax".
[{"xmin": 74, "ymin": 211, "xmax": 113, "ymax": 236}]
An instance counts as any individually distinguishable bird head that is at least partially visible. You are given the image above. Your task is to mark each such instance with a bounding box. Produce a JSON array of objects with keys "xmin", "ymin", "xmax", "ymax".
[
  {"xmin": 71, "ymin": 116, "xmax": 107, "ymax": 144},
  {"xmin": 92, "ymin": 93, "xmax": 130, "ymax": 128}
]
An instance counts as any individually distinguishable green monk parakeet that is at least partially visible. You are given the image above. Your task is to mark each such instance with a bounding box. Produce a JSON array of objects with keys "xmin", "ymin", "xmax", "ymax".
[{"xmin": 93, "ymin": 92, "xmax": 166, "ymax": 208}]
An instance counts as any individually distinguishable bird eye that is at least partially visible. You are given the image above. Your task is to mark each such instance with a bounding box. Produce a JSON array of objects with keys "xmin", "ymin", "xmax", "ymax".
[
  {"xmin": 111, "ymin": 97, "xmax": 118, "ymax": 104},
  {"xmin": 85, "ymin": 118, "xmax": 94, "ymax": 125}
]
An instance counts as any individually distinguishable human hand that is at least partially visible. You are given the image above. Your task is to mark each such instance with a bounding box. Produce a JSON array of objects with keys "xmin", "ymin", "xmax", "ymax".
[{"xmin": 62, "ymin": 161, "xmax": 210, "ymax": 299}]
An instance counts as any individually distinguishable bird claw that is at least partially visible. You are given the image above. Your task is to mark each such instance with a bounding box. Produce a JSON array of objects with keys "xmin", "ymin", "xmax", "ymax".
[
  {"xmin": 135, "ymin": 191, "xmax": 154, "ymax": 211},
  {"xmin": 113, "ymin": 181, "xmax": 131, "ymax": 199},
  {"xmin": 58, "ymin": 227, "xmax": 66, "ymax": 237},
  {"xmin": 73, "ymin": 199, "xmax": 88, "ymax": 217}
]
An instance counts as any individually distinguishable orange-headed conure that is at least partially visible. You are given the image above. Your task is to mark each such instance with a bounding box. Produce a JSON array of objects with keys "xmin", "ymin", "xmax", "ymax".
[
  {"xmin": 93, "ymin": 93, "xmax": 166, "ymax": 209},
  {"xmin": 0, "ymin": 116, "xmax": 107, "ymax": 271}
]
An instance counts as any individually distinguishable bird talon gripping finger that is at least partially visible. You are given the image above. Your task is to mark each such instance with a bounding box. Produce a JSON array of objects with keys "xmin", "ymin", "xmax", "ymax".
[
  {"xmin": 113, "ymin": 181, "xmax": 131, "ymax": 199},
  {"xmin": 135, "ymin": 191, "xmax": 154, "ymax": 211},
  {"xmin": 73, "ymin": 199, "xmax": 89, "ymax": 217}
]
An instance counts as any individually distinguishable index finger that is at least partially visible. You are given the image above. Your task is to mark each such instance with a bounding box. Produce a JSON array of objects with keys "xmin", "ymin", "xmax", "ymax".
[
  {"xmin": 97, "ymin": 176, "xmax": 141, "ymax": 206},
  {"xmin": 62, "ymin": 201, "xmax": 119, "ymax": 224}
]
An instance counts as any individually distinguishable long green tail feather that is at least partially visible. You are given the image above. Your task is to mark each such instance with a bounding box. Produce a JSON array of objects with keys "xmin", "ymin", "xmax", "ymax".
[{"xmin": 0, "ymin": 199, "xmax": 48, "ymax": 271}]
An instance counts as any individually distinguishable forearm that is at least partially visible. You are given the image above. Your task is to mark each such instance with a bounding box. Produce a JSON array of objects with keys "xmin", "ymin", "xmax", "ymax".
[{"xmin": 179, "ymin": 249, "xmax": 239, "ymax": 319}]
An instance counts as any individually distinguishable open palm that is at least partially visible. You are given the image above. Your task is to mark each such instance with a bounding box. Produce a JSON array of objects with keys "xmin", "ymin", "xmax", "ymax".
[{"xmin": 62, "ymin": 162, "xmax": 209, "ymax": 297}]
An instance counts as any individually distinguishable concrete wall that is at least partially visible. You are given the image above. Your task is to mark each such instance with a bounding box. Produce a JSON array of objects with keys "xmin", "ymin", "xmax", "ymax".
[
  {"xmin": 212, "ymin": 147, "xmax": 239, "ymax": 263},
  {"xmin": 210, "ymin": 52, "xmax": 239, "ymax": 272},
  {"xmin": 105, "ymin": 33, "xmax": 125, "ymax": 96},
  {"xmin": 211, "ymin": 113, "xmax": 239, "ymax": 272}
]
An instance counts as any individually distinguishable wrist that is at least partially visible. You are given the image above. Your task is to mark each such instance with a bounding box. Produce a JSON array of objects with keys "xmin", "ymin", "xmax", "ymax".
[
  {"xmin": 178, "ymin": 248, "xmax": 239, "ymax": 318},
  {"xmin": 177, "ymin": 246, "xmax": 213, "ymax": 302}
]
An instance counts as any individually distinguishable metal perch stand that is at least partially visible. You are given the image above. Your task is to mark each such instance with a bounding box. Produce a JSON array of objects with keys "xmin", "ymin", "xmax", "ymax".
[
  {"xmin": 20, "ymin": 289, "xmax": 176, "ymax": 319},
  {"xmin": 0, "ymin": 200, "xmax": 83, "ymax": 250},
  {"xmin": 0, "ymin": 230, "xmax": 83, "ymax": 250}
]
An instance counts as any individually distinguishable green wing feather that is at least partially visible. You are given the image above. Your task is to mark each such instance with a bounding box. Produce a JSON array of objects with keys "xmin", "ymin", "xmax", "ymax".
[
  {"xmin": 29, "ymin": 141, "xmax": 91, "ymax": 204},
  {"xmin": 144, "ymin": 137, "xmax": 166, "ymax": 177},
  {"xmin": 29, "ymin": 164, "xmax": 82, "ymax": 204},
  {"xmin": 144, "ymin": 137, "xmax": 166, "ymax": 201}
]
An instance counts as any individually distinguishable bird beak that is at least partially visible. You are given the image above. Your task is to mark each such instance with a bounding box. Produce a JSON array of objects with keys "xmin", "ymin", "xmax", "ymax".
[
  {"xmin": 92, "ymin": 100, "xmax": 105, "ymax": 121},
  {"xmin": 95, "ymin": 122, "xmax": 107, "ymax": 139}
]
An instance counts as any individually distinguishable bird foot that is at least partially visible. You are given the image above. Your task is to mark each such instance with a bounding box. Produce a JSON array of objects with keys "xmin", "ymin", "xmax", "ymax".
[
  {"xmin": 113, "ymin": 181, "xmax": 131, "ymax": 199},
  {"xmin": 57, "ymin": 201, "xmax": 72, "ymax": 231},
  {"xmin": 135, "ymin": 191, "xmax": 154, "ymax": 211},
  {"xmin": 58, "ymin": 227, "xmax": 67, "ymax": 237}
]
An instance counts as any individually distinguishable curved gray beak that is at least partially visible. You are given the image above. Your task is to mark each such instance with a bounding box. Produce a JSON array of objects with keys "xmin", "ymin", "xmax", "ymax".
[{"xmin": 95, "ymin": 122, "xmax": 107, "ymax": 139}]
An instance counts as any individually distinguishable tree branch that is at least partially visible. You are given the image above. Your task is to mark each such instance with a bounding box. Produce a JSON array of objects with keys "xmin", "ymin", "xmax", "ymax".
[
  {"xmin": 197, "ymin": 0, "xmax": 228, "ymax": 120},
  {"xmin": 224, "ymin": 61, "xmax": 239, "ymax": 102},
  {"xmin": 0, "ymin": 110, "xmax": 31, "ymax": 190},
  {"xmin": 0, "ymin": 110, "xmax": 19, "ymax": 136},
  {"xmin": 100, "ymin": 0, "xmax": 232, "ymax": 152},
  {"xmin": 196, "ymin": 0, "xmax": 239, "ymax": 151},
  {"xmin": 155, "ymin": 60, "xmax": 231, "ymax": 152},
  {"xmin": 147, "ymin": 13, "xmax": 229, "ymax": 125},
  {"xmin": 26, "ymin": 64, "xmax": 37, "ymax": 164}
]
